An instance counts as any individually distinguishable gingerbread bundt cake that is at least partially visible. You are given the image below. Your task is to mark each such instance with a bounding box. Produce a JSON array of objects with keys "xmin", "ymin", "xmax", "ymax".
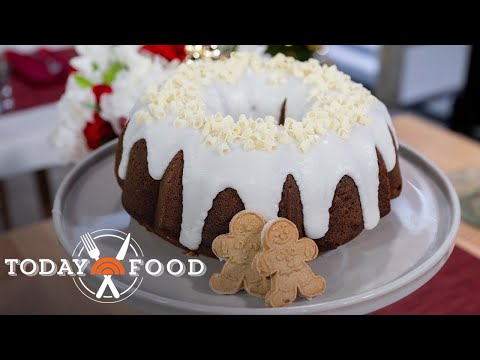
[{"xmin": 115, "ymin": 53, "xmax": 402, "ymax": 258}]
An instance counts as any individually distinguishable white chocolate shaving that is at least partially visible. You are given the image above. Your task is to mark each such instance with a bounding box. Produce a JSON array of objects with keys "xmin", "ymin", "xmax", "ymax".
[{"xmin": 134, "ymin": 52, "xmax": 378, "ymax": 155}]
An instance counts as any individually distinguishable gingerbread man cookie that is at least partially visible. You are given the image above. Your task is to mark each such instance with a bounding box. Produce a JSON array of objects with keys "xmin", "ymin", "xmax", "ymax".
[
  {"xmin": 253, "ymin": 218, "xmax": 326, "ymax": 307},
  {"xmin": 209, "ymin": 211, "xmax": 271, "ymax": 297}
]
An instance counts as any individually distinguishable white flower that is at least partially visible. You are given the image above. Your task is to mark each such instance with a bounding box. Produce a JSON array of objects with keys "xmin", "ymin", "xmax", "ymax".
[
  {"xmin": 50, "ymin": 76, "xmax": 96, "ymax": 164},
  {"xmin": 49, "ymin": 124, "xmax": 89, "ymax": 163},
  {"xmin": 71, "ymin": 45, "xmax": 113, "ymax": 83},
  {"xmin": 100, "ymin": 55, "xmax": 177, "ymax": 134}
]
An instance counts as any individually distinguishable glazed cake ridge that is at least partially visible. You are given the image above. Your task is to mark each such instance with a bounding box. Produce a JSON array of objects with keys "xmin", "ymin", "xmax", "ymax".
[{"xmin": 115, "ymin": 52, "xmax": 402, "ymax": 256}]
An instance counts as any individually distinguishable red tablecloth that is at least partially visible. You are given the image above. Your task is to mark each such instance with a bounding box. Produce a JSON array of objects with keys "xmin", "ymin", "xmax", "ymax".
[
  {"xmin": 3, "ymin": 48, "xmax": 76, "ymax": 112},
  {"xmin": 374, "ymin": 247, "xmax": 480, "ymax": 315}
]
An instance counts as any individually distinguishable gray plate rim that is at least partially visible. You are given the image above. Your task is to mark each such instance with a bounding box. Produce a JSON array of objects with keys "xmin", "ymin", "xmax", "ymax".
[{"xmin": 53, "ymin": 140, "xmax": 461, "ymax": 314}]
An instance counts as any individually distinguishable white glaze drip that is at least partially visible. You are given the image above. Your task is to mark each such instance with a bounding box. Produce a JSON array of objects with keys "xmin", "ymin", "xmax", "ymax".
[{"xmin": 118, "ymin": 98, "xmax": 397, "ymax": 250}]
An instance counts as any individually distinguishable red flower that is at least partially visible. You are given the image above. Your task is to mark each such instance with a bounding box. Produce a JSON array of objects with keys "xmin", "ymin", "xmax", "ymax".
[
  {"xmin": 83, "ymin": 112, "xmax": 116, "ymax": 150},
  {"xmin": 141, "ymin": 45, "xmax": 186, "ymax": 61},
  {"xmin": 92, "ymin": 84, "xmax": 112, "ymax": 103}
]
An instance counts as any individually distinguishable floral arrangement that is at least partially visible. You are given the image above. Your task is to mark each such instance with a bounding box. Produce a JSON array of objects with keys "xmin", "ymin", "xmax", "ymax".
[
  {"xmin": 51, "ymin": 45, "xmax": 189, "ymax": 162},
  {"xmin": 51, "ymin": 45, "xmax": 325, "ymax": 163}
]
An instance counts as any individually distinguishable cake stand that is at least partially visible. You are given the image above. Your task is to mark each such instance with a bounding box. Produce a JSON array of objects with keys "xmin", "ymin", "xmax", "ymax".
[{"xmin": 53, "ymin": 140, "xmax": 460, "ymax": 314}]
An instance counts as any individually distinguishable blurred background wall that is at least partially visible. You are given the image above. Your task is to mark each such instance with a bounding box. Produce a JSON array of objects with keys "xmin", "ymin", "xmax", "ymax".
[{"xmin": 328, "ymin": 45, "xmax": 472, "ymax": 124}]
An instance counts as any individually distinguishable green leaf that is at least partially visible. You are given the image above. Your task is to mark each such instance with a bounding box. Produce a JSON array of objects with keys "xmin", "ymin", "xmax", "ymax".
[
  {"xmin": 103, "ymin": 62, "xmax": 124, "ymax": 85},
  {"xmin": 265, "ymin": 45, "xmax": 315, "ymax": 62},
  {"xmin": 82, "ymin": 101, "xmax": 100, "ymax": 111},
  {"xmin": 74, "ymin": 75, "xmax": 93, "ymax": 89},
  {"xmin": 92, "ymin": 62, "xmax": 99, "ymax": 71}
]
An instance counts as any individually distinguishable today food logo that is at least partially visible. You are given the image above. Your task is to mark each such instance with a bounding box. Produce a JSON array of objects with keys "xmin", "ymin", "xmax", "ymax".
[{"xmin": 4, "ymin": 229, "xmax": 207, "ymax": 304}]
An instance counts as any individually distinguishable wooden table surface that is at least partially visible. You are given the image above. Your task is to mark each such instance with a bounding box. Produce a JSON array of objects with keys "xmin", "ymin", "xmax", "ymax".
[
  {"xmin": 393, "ymin": 114, "xmax": 480, "ymax": 258},
  {"xmin": 1, "ymin": 113, "xmax": 479, "ymax": 314}
]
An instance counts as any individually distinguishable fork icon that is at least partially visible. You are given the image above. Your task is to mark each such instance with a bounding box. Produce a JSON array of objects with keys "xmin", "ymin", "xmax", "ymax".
[{"xmin": 80, "ymin": 233, "xmax": 120, "ymax": 299}]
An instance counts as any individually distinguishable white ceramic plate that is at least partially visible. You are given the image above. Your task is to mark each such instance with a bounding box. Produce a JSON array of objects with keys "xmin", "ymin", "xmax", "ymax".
[{"xmin": 53, "ymin": 140, "xmax": 460, "ymax": 314}]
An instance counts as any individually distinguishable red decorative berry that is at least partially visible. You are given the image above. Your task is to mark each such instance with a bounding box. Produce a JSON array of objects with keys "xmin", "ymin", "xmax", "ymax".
[
  {"xmin": 141, "ymin": 45, "xmax": 187, "ymax": 61},
  {"xmin": 92, "ymin": 84, "xmax": 113, "ymax": 104},
  {"xmin": 83, "ymin": 112, "xmax": 116, "ymax": 150}
]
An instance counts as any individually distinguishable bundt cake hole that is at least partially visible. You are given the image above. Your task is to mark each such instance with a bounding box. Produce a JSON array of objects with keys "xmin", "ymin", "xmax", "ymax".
[{"xmin": 200, "ymin": 73, "xmax": 309, "ymax": 121}]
